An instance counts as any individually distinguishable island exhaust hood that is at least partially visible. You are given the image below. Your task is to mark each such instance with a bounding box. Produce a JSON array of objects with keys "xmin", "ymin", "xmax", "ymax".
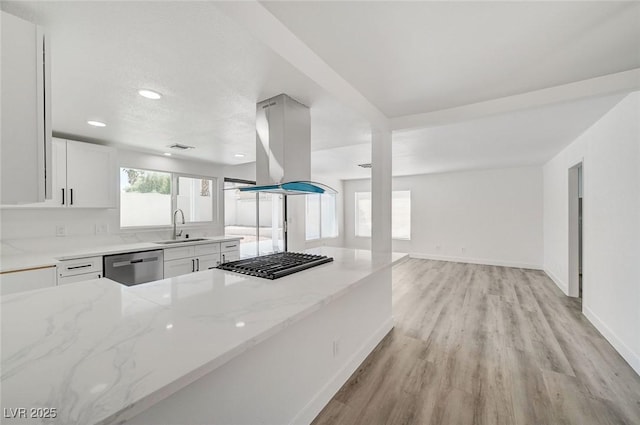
[{"xmin": 240, "ymin": 94, "xmax": 336, "ymax": 196}]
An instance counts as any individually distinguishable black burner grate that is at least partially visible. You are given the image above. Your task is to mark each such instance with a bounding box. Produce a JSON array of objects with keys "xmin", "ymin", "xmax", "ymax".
[{"xmin": 217, "ymin": 252, "xmax": 333, "ymax": 279}]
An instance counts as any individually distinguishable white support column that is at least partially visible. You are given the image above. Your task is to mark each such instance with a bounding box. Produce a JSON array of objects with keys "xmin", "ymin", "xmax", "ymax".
[{"xmin": 371, "ymin": 128, "xmax": 392, "ymax": 253}]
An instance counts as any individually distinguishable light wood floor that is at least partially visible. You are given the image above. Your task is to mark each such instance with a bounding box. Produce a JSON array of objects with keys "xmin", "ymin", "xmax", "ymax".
[{"xmin": 312, "ymin": 259, "xmax": 640, "ymax": 425}]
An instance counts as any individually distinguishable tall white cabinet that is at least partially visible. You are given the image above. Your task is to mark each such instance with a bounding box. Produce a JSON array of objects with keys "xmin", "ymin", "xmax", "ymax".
[{"xmin": 1, "ymin": 11, "xmax": 51, "ymax": 205}]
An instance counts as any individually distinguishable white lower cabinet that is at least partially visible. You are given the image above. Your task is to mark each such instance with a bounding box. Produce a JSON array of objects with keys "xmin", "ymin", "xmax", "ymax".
[
  {"xmin": 220, "ymin": 240, "xmax": 240, "ymax": 264},
  {"xmin": 198, "ymin": 253, "xmax": 220, "ymax": 271},
  {"xmin": 164, "ymin": 257, "xmax": 197, "ymax": 279},
  {"xmin": 57, "ymin": 256, "xmax": 103, "ymax": 285},
  {"xmin": 220, "ymin": 251, "xmax": 240, "ymax": 264},
  {"xmin": 0, "ymin": 266, "xmax": 56, "ymax": 296},
  {"xmin": 164, "ymin": 243, "xmax": 220, "ymax": 278},
  {"xmin": 163, "ymin": 241, "xmax": 240, "ymax": 278}
]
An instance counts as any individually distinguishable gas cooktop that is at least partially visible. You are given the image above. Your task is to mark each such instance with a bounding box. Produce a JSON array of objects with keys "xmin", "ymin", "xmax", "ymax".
[{"xmin": 216, "ymin": 252, "xmax": 333, "ymax": 280}]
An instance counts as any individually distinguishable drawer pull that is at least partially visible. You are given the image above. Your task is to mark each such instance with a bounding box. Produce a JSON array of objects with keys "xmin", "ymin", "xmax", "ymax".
[{"xmin": 67, "ymin": 264, "xmax": 92, "ymax": 270}]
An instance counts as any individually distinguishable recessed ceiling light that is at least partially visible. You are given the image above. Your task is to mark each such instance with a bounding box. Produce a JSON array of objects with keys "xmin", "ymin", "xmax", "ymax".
[
  {"xmin": 235, "ymin": 321, "xmax": 245, "ymax": 328},
  {"xmin": 138, "ymin": 89, "xmax": 162, "ymax": 100},
  {"xmin": 87, "ymin": 120, "xmax": 106, "ymax": 127},
  {"xmin": 234, "ymin": 153, "xmax": 245, "ymax": 158},
  {"xmin": 163, "ymin": 152, "xmax": 172, "ymax": 156}
]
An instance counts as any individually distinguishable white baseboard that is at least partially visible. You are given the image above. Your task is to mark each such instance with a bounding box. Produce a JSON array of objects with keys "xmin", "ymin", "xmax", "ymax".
[
  {"xmin": 583, "ymin": 306, "xmax": 640, "ymax": 376},
  {"xmin": 544, "ymin": 268, "xmax": 569, "ymax": 295},
  {"xmin": 290, "ymin": 318, "xmax": 394, "ymax": 425},
  {"xmin": 409, "ymin": 252, "xmax": 542, "ymax": 270}
]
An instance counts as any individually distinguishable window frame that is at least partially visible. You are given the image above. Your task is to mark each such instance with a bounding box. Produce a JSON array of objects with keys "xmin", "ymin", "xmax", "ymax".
[
  {"xmin": 174, "ymin": 172, "xmax": 218, "ymax": 226},
  {"xmin": 305, "ymin": 192, "xmax": 339, "ymax": 241},
  {"xmin": 119, "ymin": 166, "xmax": 218, "ymax": 230},
  {"xmin": 354, "ymin": 190, "xmax": 411, "ymax": 241}
]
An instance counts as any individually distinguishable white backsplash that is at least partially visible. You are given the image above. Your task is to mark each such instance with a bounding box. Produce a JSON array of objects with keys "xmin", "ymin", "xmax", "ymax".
[{"xmin": 0, "ymin": 207, "xmax": 221, "ymax": 255}]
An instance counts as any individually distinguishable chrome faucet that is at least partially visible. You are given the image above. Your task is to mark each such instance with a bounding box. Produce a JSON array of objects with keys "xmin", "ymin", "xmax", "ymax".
[{"xmin": 173, "ymin": 209, "xmax": 185, "ymax": 240}]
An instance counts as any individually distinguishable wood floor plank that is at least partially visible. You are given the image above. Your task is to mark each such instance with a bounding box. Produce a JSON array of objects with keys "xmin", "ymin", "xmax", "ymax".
[{"xmin": 312, "ymin": 259, "xmax": 640, "ymax": 425}]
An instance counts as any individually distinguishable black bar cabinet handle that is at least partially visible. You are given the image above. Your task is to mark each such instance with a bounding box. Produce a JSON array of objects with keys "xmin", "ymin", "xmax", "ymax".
[
  {"xmin": 70, "ymin": 188, "xmax": 74, "ymax": 205},
  {"xmin": 61, "ymin": 188, "xmax": 65, "ymax": 205}
]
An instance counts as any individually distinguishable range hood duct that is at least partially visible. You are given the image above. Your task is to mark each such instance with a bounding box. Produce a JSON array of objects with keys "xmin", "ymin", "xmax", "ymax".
[{"xmin": 240, "ymin": 94, "xmax": 336, "ymax": 196}]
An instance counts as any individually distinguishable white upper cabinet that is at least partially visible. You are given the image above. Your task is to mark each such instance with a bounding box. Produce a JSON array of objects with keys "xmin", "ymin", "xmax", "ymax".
[
  {"xmin": 15, "ymin": 138, "xmax": 117, "ymax": 208},
  {"xmin": 1, "ymin": 11, "xmax": 51, "ymax": 204},
  {"xmin": 65, "ymin": 140, "xmax": 117, "ymax": 208},
  {"xmin": 40, "ymin": 138, "xmax": 67, "ymax": 206}
]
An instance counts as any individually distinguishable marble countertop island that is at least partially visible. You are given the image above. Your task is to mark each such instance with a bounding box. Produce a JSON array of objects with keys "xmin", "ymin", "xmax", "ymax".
[{"xmin": 0, "ymin": 247, "xmax": 407, "ymax": 425}]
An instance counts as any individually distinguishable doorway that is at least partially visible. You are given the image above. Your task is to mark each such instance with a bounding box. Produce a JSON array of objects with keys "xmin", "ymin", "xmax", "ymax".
[{"xmin": 568, "ymin": 163, "xmax": 583, "ymax": 302}]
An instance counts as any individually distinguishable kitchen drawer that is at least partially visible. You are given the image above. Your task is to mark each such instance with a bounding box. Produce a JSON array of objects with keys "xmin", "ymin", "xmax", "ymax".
[
  {"xmin": 58, "ymin": 272, "xmax": 102, "ymax": 286},
  {"xmin": 194, "ymin": 243, "xmax": 220, "ymax": 256},
  {"xmin": 164, "ymin": 246, "xmax": 195, "ymax": 261},
  {"xmin": 220, "ymin": 240, "xmax": 240, "ymax": 253},
  {"xmin": 58, "ymin": 256, "xmax": 102, "ymax": 278}
]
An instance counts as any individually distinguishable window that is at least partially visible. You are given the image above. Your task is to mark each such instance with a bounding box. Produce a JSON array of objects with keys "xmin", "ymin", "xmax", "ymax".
[
  {"xmin": 305, "ymin": 193, "xmax": 338, "ymax": 241},
  {"xmin": 392, "ymin": 191, "xmax": 411, "ymax": 240},
  {"xmin": 177, "ymin": 176, "xmax": 214, "ymax": 223},
  {"xmin": 120, "ymin": 167, "xmax": 217, "ymax": 228},
  {"xmin": 223, "ymin": 179, "xmax": 284, "ymax": 257},
  {"xmin": 355, "ymin": 192, "xmax": 372, "ymax": 237},
  {"xmin": 120, "ymin": 168, "xmax": 172, "ymax": 227},
  {"xmin": 355, "ymin": 191, "xmax": 411, "ymax": 240}
]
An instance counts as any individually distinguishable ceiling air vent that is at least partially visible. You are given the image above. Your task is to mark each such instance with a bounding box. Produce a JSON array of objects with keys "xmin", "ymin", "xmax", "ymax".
[
  {"xmin": 358, "ymin": 163, "xmax": 372, "ymax": 169},
  {"xmin": 169, "ymin": 143, "xmax": 195, "ymax": 151}
]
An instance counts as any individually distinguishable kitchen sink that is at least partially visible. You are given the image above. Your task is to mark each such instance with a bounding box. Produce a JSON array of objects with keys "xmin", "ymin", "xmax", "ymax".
[{"xmin": 153, "ymin": 238, "xmax": 209, "ymax": 245}]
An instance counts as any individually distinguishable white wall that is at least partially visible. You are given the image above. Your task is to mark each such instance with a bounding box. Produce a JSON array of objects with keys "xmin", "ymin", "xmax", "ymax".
[
  {"xmin": 0, "ymin": 146, "xmax": 226, "ymax": 247},
  {"xmin": 343, "ymin": 166, "xmax": 544, "ymax": 269},
  {"xmin": 543, "ymin": 91, "xmax": 640, "ymax": 374}
]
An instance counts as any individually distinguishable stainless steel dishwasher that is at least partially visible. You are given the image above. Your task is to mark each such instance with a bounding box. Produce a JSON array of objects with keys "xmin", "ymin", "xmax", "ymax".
[{"xmin": 104, "ymin": 250, "xmax": 164, "ymax": 286}]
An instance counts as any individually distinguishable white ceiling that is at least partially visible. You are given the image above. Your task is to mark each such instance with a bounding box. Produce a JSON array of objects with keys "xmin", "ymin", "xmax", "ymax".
[
  {"xmin": 1, "ymin": 1, "xmax": 371, "ymax": 164},
  {"xmin": 2, "ymin": 1, "xmax": 638, "ymax": 179},
  {"xmin": 313, "ymin": 94, "xmax": 626, "ymax": 180},
  {"xmin": 263, "ymin": 1, "xmax": 640, "ymax": 117}
]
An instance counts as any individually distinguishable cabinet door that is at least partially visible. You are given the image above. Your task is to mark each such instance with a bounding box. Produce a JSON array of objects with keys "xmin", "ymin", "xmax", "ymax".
[
  {"xmin": 220, "ymin": 251, "xmax": 240, "ymax": 264},
  {"xmin": 66, "ymin": 140, "xmax": 116, "ymax": 208},
  {"xmin": 1, "ymin": 12, "xmax": 50, "ymax": 205},
  {"xmin": 43, "ymin": 138, "xmax": 67, "ymax": 206},
  {"xmin": 164, "ymin": 258, "xmax": 195, "ymax": 278},
  {"xmin": 197, "ymin": 253, "xmax": 221, "ymax": 271},
  {"xmin": 0, "ymin": 266, "xmax": 56, "ymax": 296},
  {"xmin": 2, "ymin": 138, "xmax": 66, "ymax": 208}
]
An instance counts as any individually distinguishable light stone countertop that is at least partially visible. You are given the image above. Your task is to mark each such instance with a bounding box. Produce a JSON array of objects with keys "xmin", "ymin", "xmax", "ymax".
[
  {"xmin": 0, "ymin": 236, "xmax": 242, "ymax": 273},
  {"xmin": 0, "ymin": 247, "xmax": 408, "ymax": 425}
]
